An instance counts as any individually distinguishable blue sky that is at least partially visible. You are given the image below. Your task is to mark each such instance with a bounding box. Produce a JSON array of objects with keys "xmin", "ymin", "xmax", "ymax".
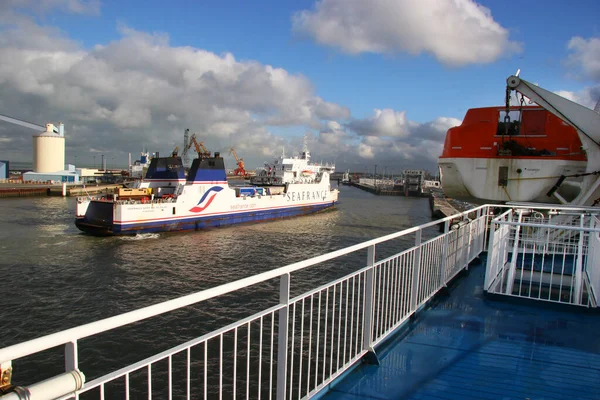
[{"xmin": 0, "ymin": 0, "xmax": 599, "ymax": 173}]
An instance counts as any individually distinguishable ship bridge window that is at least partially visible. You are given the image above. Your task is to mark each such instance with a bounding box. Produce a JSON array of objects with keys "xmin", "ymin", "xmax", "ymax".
[{"xmin": 497, "ymin": 110, "xmax": 521, "ymax": 136}]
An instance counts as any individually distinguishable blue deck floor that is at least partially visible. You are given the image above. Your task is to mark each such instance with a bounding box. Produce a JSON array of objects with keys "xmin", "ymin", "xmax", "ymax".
[{"xmin": 323, "ymin": 261, "xmax": 600, "ymax": 400}]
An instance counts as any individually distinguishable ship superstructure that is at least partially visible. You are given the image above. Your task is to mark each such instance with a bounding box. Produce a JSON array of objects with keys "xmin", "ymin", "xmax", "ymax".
[{"xmin": 251, "ymin": 141, "xmax": 334, "ymax": 186}]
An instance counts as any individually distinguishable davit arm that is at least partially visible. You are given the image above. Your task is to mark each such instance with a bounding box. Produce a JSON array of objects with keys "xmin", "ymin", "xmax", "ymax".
[
  {"xmin": 506, "ymin": 75, "xmax": 600, "ymax": 149},
  {"xmin": 506, "ymin": 75, "xmax": 600, "ymax": 205}
]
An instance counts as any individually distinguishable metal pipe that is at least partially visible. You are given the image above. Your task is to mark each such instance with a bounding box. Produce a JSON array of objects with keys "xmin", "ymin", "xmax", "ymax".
[{"xmin": 1, "ymin": 370, "xmax": 85, "ymax": 400}]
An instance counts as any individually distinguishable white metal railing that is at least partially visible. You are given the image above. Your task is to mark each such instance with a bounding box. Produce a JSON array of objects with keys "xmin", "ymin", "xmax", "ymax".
[
  {"xmin": 586, "ymin": 215, "xmax": 600, "ymax": 307},
  {"xmin": 0, "ymin": 206, "xmax": 491, "ymax": 400},
  {"xmin": 484, "ymin": 205, "xmax": 600, "ymax": 307}
]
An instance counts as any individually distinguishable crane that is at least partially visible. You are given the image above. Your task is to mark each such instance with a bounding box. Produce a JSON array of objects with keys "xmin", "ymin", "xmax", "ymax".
[
  {"xmin": 229, "ymin": 147, "xmax": 247, "ymax": 176},
  {"xmin": 182, "ymin": 133, "xmax": 211, "ymax": 158},
  {"xmin": 505, "ymin": 73, "xmax": 600, "ymax": 206},
  {"xmin": 171, "ymin": 146, "xmax": 179, "ymax": 157},
  {"xmin": 193, "ymin": 137, "xmax": 211, "ymax": 158},
  {"xmin": 0, "ymin": 113, "xmax": 62, "ymax": 134}
]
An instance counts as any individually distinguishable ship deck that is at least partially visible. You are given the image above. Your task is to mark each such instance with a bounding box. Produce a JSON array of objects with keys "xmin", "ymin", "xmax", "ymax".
[{"xmin": 322, "ymin": 259, "xmax": 600, "ymax": 400}]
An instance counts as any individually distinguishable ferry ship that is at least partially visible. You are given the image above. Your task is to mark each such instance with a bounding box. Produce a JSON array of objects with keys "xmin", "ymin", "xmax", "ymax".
[{"xmin": 75, "ymin": 147, "xmax": 338, "ymax": 236}]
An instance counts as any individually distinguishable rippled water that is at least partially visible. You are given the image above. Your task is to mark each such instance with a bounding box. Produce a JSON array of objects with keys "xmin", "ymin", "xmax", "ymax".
[{"xmin": 0, "ymin": 185, "xmax": 433, "ymax": 391}]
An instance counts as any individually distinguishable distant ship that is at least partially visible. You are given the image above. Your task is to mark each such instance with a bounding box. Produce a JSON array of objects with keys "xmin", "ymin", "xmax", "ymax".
[
  {"xmin": 75, "ymin": 148, "xmax": 338, "ymax": 236},
  {"xmin": 341, "ymin": 170, "xmax": 350, "ymax": 184}
]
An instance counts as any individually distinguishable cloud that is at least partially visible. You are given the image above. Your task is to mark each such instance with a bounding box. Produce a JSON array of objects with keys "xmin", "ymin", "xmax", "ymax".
[
  {"xmin": 347, "ymin": 109, "xmax": 413, "ymax": 137},
  {"xmin": 318, "ymin": 120, "xmax": 351, "ymax": 147},
  {"xmin": 555, "ymin": 86, "xmax": 600, "ymax": 110},
  {"xmin": 292, "ymin": 0, "xmax": 521, "ymax": 66},
  {"xmin": 0, "ymin": 14, "xmax": 350, "ymax": 168},
  {"xmin": 343, "ymin": 110, "xmax": 461, "ymax": 171},
  {"xmin": 311, "ymin": 108, "xmax": 460, "ymax": 171},
  {"xmin": 567, "ymin": 36, "xmax": 600, "ymax": 82},
  {"xmin": 0, "ymin": 0, "xmax": 101, "ymax": 15}
]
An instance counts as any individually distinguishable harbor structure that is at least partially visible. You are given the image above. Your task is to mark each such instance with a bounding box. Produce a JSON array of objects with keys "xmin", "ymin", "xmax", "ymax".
[
  {"xmin": 0, "ymin": 161, "xmax": 8, "ymax": 180},
  {"xmin": 32, "ymin": 123, "xmax": 65, "ymax": 173},
  {"xmin": 0, "ymin": 115, "xmax": 82, "ymax": 183},
  {"xmin": 402, "ymin": 169, "xmax": 425, "ymax": 196}
]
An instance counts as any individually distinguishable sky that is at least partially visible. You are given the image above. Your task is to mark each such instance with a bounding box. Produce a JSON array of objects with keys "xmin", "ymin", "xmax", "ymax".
[{"xmin": 0, "ymin": 0, "xmax": 599, "ymax": 174}]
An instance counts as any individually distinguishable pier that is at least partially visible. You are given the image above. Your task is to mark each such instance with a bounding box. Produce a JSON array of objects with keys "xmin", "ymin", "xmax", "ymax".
[
  {"xmin": 48, "ymin": 184, "xmax": 122, "ymax": 196},
  {"xmin": 0, "ymin": 183, "xmax": 123, "ymax": 198},
  {"xmin": 346, "ymin": 181, "xmax": 465, "ymax": 220},
  {"xmin": 0, "ymin": 187, "xmax": 48, "ymax": 198},
  {"xmin": 349, "ymin": 181, "xmax": 404, "ymax": 196}
]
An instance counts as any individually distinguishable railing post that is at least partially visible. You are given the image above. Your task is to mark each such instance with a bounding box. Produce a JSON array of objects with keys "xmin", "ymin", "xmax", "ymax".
[
  {"xmin": 361, "ymin": 245, "xmax": 376, "ymax": 360},
  {"xmin": 64, "ymin": 340, "xmax": 79, "ymax": 400},
  {"xmin": 484, "ymin": 220, "xmax": 496, "ymax": 292},
  {"xmin": 276, "ymin": 273, "xmax": 290, "ymax": 400},
  {"xmin": 476, "ymin": 207, "xmax": 484, "ymax": 255},
  {"xmin": 574, "ymin": 214, "xmax": 585, "ymax": 304},
  {"xmin": 65, "ymin": 341, "xmax": 78, "ymax": 372},
  {"xmin": 410, "ymin": 229, "xmax": 422, "ymax": 312},
  {"xmin": 441, "ymin": 220, "xmax": 450, "ymax": 287},
  {"xmin": 506, "ymin": 211, "xmax": 522, "ymax": 295}
]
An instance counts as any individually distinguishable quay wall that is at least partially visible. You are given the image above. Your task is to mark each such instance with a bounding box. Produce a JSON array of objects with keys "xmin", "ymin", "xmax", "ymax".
[{"xmin": 0, "ymin": 183, "xmax": 122, "ymax": 198}]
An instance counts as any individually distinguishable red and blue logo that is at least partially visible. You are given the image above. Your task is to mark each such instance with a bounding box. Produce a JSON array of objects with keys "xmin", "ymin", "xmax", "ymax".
[{"xmin": 189, "ymin": 186, "xmax": 223, "ymax": 213}]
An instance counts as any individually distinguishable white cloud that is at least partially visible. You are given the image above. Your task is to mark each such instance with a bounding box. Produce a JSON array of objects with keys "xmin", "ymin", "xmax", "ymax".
[
  {"xmin": 343, "ymin": 110, "xmax": 461, "ymax": 170},
  {"xmin": 567, "ymin": 36, "xmax": 600, "ymax": 82},
  {"xmin": 357, "ymin": 142, "xmax": 375, "ymax": 159},
  {"xmin": 292, "ymin": 0, "xmax": 521, "ymax": 66},
  {"xmin": 318, "ymin": 120, "xmax": 349, "ymax": 146},
  {"xmin": 0, "ymin": 15, "xmax": 350, "ymax": 168},
  {"xmin": 555, "ymin": 87, "xmax": 600, "ymax": 110},
  {"xmin": 347, "ymin": 109, "xmax": 413, "ymax": 137}
]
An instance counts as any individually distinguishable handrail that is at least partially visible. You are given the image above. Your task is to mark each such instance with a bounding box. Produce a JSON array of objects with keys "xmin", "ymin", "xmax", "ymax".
[{"xmin": 0, "ymin": 205, "xmax": 487, "ymax": 364}]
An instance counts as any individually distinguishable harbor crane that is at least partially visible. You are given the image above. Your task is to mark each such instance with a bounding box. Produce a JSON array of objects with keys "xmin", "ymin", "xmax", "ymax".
[
  {"xmin": 0, "ymin": 113, "xmax": 62, "ymax": 134},
  {"xmin": 229, "ymin": 147, "xmax": 247, "ymax": 176},
  {"xmin": 182, "ymin": 132, "xmax": 211, "ymax": 158}
]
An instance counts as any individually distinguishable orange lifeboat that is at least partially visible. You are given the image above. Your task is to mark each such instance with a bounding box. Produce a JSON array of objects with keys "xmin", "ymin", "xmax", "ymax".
[{"xmin": 438, "ymin": 106, "xmax": 587, "ymax": 204}]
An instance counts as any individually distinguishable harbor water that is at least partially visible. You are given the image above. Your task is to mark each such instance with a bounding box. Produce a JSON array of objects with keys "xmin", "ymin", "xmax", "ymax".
[{"xmin": 0, "ymin": 184, "xmax": 434, "ymax": 395}]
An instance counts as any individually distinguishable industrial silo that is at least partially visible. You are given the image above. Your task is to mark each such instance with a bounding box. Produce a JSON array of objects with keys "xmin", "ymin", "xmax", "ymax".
[{"xmin": 33, "ymin": 123, "xmax": 65, "ymax": 173}]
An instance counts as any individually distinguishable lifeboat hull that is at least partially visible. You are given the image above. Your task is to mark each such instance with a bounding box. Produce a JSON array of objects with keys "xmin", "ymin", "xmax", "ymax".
[
  {"xmin": 438, "ymin": 106, "xmax": 587, "ymax": 204},
  {"xmin": 439, "ymin": 157, "xmax": 586, "ymax": 204}
]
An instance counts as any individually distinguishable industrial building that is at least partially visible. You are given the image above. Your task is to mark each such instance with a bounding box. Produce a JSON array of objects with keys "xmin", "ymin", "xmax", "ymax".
[
  {"xmin": 0, "ymin": 160, "xmax": 8, "ymax": 180},
  {"xmin": 0, "ymin": 116, "xmax": 83, "ymax": 183},
  {"xmin": 23, "ymin": 164, "xmax": 80, "ymax": 183}
]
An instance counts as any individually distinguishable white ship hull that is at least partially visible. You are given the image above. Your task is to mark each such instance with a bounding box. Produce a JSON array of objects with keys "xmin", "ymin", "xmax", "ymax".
[{"xmin": 76, "ymin": 181, "xmax": 338, "ymax": 235}]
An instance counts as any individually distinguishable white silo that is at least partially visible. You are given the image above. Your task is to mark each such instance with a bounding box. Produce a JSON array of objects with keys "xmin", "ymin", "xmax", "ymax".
[{"xmin": 33, "ymin": 123, "xmax": 65, "ymax": 173}]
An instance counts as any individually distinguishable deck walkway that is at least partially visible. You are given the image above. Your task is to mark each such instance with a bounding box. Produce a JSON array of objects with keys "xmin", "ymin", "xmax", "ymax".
[{"xmin": 323, "ymin": 261, "xmax": 600, "ymax": 400}]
